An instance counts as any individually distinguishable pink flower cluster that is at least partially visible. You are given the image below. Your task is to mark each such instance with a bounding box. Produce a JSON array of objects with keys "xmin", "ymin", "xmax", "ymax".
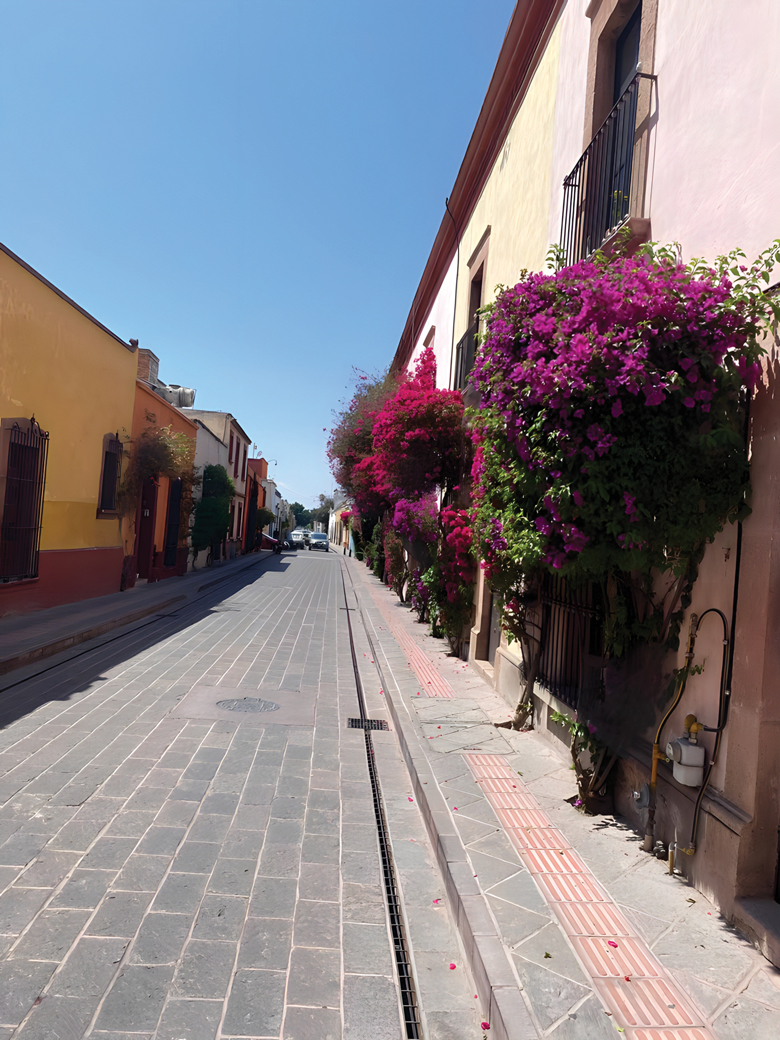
[
  {"xmin": 392, "ymin": 495, "xmax": 439, "ymax": 543},
  {"xmin": 471, "ymin": 251, "xmax": 759, "ymax": 569},
  {"xmin": 440, "ymin": 506, "xmax": 475, "ymax": 602}
]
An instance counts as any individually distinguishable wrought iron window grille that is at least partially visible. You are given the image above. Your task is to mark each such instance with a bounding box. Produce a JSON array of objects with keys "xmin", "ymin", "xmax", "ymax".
[{"xmin": 0, "ymin": 416, "xmax": 49, "ymax": 582}]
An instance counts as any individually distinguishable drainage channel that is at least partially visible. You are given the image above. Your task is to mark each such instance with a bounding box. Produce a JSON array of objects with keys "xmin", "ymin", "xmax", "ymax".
[{"xmin": 339, "ymin": 563, "xmax": 421, "ymax": 1039}]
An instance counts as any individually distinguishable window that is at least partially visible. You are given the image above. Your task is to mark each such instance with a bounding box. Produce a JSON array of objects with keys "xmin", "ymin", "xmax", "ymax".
[
  {"xmin": 233, "ymin": 438, "xmax": 240, "ymax": 479},
  {"xmin": 229, "ymin": 433, "xmax": 234, "ymax": 464},
  {"xmin": 561, "ymin": 1, "xmax": 653, "ymax": 265},
  {"xmin": 453, "ymin": 227, "xmax": 490, "ymax": 391},
  {"xmin": 0, "ymin": 417, "xmax": 50, "ymax": 582},
  {"xmin": 241, "ymin": 445, "xmax": 247, "ymax": 482},
  {"xmin": 236, "ymin": 502, "xmax": 243, "ymax": 540},
  {"xmin": 97, "ymin": 433, "xmax": 123, "ymax": 515}
]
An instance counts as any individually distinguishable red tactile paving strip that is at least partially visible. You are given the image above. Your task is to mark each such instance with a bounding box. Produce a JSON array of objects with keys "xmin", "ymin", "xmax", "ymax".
[
  {"xmin": 463, "ymin": 753, "xmax": 716, "ymax": 1038},
  {"xmin": 363, "ymin": 579, "xmax": 454, "ymax": 698}
]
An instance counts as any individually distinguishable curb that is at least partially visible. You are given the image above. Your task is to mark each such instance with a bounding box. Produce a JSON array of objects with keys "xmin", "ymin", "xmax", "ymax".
[{"xmin": 358, "ymin": 593, "xmax": 538, "ymax": 1040}]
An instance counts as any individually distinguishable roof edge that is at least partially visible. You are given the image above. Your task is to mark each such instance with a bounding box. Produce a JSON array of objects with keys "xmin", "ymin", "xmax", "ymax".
[
  {"xmin": 391, "ymin": 0, "xmax": 564, "ymax": 373},
  {"xmin": 0, "ymin": 242, "xmax": 135, "ymax": 352}
]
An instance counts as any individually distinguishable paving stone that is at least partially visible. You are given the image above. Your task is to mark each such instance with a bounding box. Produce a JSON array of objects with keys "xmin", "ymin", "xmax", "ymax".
[
  {"xmin": 283, "ymin": 1005, "xmax": 342, "ymax": 1040},
  {"xmin": 135, "ymin": 826, "xmax": 186, "ymax": 856},
  {"xmin": 0, "ymin": 958, "xmax": 57, "ymax": 1025},
  {"xmin": 238, "ymin": 916, "xmax": 293, "ymax": 969},
  {"xmin": 0, "ymin": 833, "xmax": 49, "ymax": 867},
  {"xmin": 265, "ymin": 818, "xmax": 303, "ymax": 845},
  {"xmin": 151, "ymin": 872, "xmax": 208, "ymax": 914},
  {"xmin": 714, "ymin": 995, "xmax": 780, "ymax": 1039},
  {"xmin": 301, "ymin": 832, "xmax": 339, "ymax": 864},
  {"xmin": 208, "ymin": 858, "xmax": 255, "ymax": 896},
  {"xmin": 10, "ymin": 907, "xmax": 90, "ymax": 961},
  {"xmin": 123, "ymin": 787, "xmax": 170, "ymax": 812},
  {"xmin": 257, "ymin": 842, "xmax": 300, "ymax": 878},
  {"xmin": 297, "ymin": 862, "xmax": 340, "ymax": 902},
  {"xmin": 155, "ymin": 997, "xmax": 223, "ymax": 1040},
  {"xmin": 293, "ymin": 898, "xmax": 340, "ymax": 948},
  {"xmin": 86, "ymin": 891, "xmax": 152, "ymax": 937},
  {"xmin": 187, "ymin": 813, "xmax": 232, "ymax": 843},
  {"xmin": 221, "ymin": 829, "xmax": 264, "ymax": 860},
  {"xmin": 10, "ymin": 993, "xmax": 97, "ymax": 1040},
  {"xmin": 112, "ymin": 853, "xmax": 169, "ymax": 892},
  {"xmin": 154, "ymin": 800, "xmax": 199, "ymax": 827},
  {"xmin": 268, "ymin": 795, "xmax": 306, "ymax": 820},
  {"xmin": 173, "ymin": 939, "xmax": 236, "ymax": 999},
  {"xmin": 342, "ymin": 921, "xmax": 394, "ymax": 973},
  {"xmin": 191, "ymin": 894, "xmax": 248, "ymax": 941},
  {"xmin": 200, "ymin": 792, "xmax": 240, "ymax": 815},
  {"xmin": 129, "ymin": 912, "xmax": 191, "ymax": 964},
  {"xmin": 341, "ymin": 882, "xmax": 386, "ymax": 925},
  {"xmin": 343, "ymin": 973, "xmax": 402, "ymax": 1040},
  {"xmin": 171, "ymin": 841, "xmax": 221, "ymax": 874},
  {"xmin": 17, "ymin": 850, "xmax": 81, "ymax": 888},
  {"xmin": 232, "ymin": 802, "xmax": 273, "ymax": 828},
  {"xmin": 94, "ymin": 964, "xmax": 174, "ymax": 1032},
  {"xmin": 248, "ymin": 876, "xmax": 298, "ymax": 919},
  {"xmin": 103, "ymin": 811, "xmax": 157, "ymax": 838},
  {"xmin": 79, "ymin": 837, "xmax": 138, "ymax": 871},
  {"xmin": 223, "ymin": 968, "xmax": 286, "ymax": 1036},
  {"xmin": 50, "ymin": 868, "xmax": 116, "ymax": 909},
  {"xmin": 287, "ymin": 946, "xmax": 340, "ymax": 1006},
  {"xmin": 0, "ymin": 886, "xmax": 51, "ymax": 933},
  {"xmin": 47, "ymin": 936, "xmax": 127, "ymax": 997},
  {"xmin": 341, "ymin": 849, "xmax": 380, "ymax": 886}
]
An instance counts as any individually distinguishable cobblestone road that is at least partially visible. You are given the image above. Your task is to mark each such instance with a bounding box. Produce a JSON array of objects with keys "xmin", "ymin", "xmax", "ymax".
[{"xmin": 0, "ymin": 553, "xmax": 477, "ymax": 1039}]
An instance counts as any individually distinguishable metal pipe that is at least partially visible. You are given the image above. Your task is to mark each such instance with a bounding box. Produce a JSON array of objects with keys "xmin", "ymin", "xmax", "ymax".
[{"xmin": 643, "ymin": 613, "xmax": 698, "ymax": 852}]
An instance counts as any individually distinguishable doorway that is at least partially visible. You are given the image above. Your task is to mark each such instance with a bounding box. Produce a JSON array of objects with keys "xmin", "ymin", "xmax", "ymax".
[{"xmin": 136, "ymin": 478, "xmax": 158, "ymax": 579}]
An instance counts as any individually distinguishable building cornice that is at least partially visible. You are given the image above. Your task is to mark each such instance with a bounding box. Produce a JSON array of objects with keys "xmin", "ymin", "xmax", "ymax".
[{"xmin": 391, "ymin": 0, "xmax": 564, "ymax": 373}]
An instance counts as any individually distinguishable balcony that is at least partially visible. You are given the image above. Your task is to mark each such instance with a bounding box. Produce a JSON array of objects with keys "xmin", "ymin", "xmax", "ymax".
[
  {"xmin": 453, "ymin": 320, "xmax": 478, "ymax": 391},
  {"xmin": 560, "ymin": 73, "xmax": 654, "ymax": 266}
]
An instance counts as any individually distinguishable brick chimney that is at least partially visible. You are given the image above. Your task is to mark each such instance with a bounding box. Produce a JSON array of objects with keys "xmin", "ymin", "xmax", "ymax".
[{"xmin": 137, "ymin": 348, "xmax": 160, "ymax": 385}]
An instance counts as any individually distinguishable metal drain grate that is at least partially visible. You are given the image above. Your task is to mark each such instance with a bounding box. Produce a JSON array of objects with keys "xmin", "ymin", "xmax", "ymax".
[
  {"xmin": 216, "ymin": 697, "xmax": 280, "ymax": 713},
  {"xmin": 347, "ymin": 718, "xmax": 389, "ymax": 731}
]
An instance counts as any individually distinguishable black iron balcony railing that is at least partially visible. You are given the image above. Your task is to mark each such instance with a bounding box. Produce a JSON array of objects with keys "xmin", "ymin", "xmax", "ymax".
[
  {"xmin": 560, "ymin": 73, "xmax": 653, "ymax": 266},
  {"xmin": 453, "ymin": 320, "xmax": 478, "ymax": 391}
]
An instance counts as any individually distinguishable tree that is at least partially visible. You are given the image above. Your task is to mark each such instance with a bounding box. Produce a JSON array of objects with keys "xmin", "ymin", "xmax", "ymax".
[
  {"xmin": 256, "ymin": 507, "xmax": 276, "ymax": 531},
  {"xmin": 289, "ymin": 502, "xmax": 312, "ymax": 527},
  {"xmin": 191, "ymin": 464, "xmax": 234, "ymax": 554},
  {"xmin": 313, "ymin": 494, "xmax": 334, "ymax": 524}
]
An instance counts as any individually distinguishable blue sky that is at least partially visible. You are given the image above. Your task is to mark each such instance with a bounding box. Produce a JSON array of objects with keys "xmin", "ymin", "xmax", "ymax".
[{"xmin": 1, "ymin": 0, "xmax": 516, "ymax": 506}]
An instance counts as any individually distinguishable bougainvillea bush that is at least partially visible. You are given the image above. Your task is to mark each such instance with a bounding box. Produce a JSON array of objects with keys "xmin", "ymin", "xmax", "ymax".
[
  {"xmin": 327, "ymin": 369, "xmax": 397, "ymax": 518},
  {"xmin": 471, "ymin": 241, "xmax": 780, "ymax": 660},
  {"xmin": 422, "ymin": 506, "xmax": 476, "ymax": 654},
  {"xmin": 391, "ymin": 495, "xmax": 439, "ymax": 543},
  {"xmin": 371, "ymin": 346, "xmax": 465, "ymax": 504}
]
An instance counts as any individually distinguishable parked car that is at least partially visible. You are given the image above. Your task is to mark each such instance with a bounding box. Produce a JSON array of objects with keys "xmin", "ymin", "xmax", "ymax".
[
  {"xmin": 290, "ymin": 530, "xmax": 305, "ymax": 549},
  {"xmin": 308, "ymin": 532, "xmax": 329, "ymax": 552}
]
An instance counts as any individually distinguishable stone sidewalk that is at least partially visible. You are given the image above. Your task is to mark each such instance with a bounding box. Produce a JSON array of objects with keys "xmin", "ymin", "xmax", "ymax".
[
  {"xmin": 345, "ymin": 555, "xmax": 780, "ymax": 1040},
  {"xmin": 0, "ymin": 551, "xmax": 272, "ymax": 676},
  {"xmin": 0, "ymin": 553, "xmax": 478, "ymax": 1038}
]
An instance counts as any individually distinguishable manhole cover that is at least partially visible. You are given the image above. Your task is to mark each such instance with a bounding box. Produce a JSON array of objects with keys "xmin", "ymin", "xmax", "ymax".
[{"xmin": 216, "ymin": 697, "xmax": 280, "ymax": 713}]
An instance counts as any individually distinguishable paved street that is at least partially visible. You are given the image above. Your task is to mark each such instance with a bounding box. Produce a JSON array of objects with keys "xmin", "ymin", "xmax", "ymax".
[
  {"xmin": 0, "ymin": 549, "xmax": 779, "ymax": 1040},
  {"xmin": 0, "ymin": 553, "xmax": 476, "ymax": 1040}
]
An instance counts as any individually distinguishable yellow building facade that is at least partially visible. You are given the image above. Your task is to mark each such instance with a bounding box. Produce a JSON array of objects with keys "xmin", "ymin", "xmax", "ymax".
[{"xmin": 0, "ymin": 243, "xmax": 137, "ymax": 613}]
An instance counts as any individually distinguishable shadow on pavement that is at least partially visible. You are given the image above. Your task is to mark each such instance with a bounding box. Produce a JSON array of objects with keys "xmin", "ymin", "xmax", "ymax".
[{"xmin": 0, "ymin": 554, "xmax": 296, "ymax": 730}]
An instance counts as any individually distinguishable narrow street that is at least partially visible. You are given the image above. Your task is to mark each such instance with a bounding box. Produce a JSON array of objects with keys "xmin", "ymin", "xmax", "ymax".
[
  {"xmin": 0, "ymin": 551, "xmax": 778, "ymax": 1040},
  {"xmin": 0, "ymin": 552, "xmax": 476, "ymax": 1040}
]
